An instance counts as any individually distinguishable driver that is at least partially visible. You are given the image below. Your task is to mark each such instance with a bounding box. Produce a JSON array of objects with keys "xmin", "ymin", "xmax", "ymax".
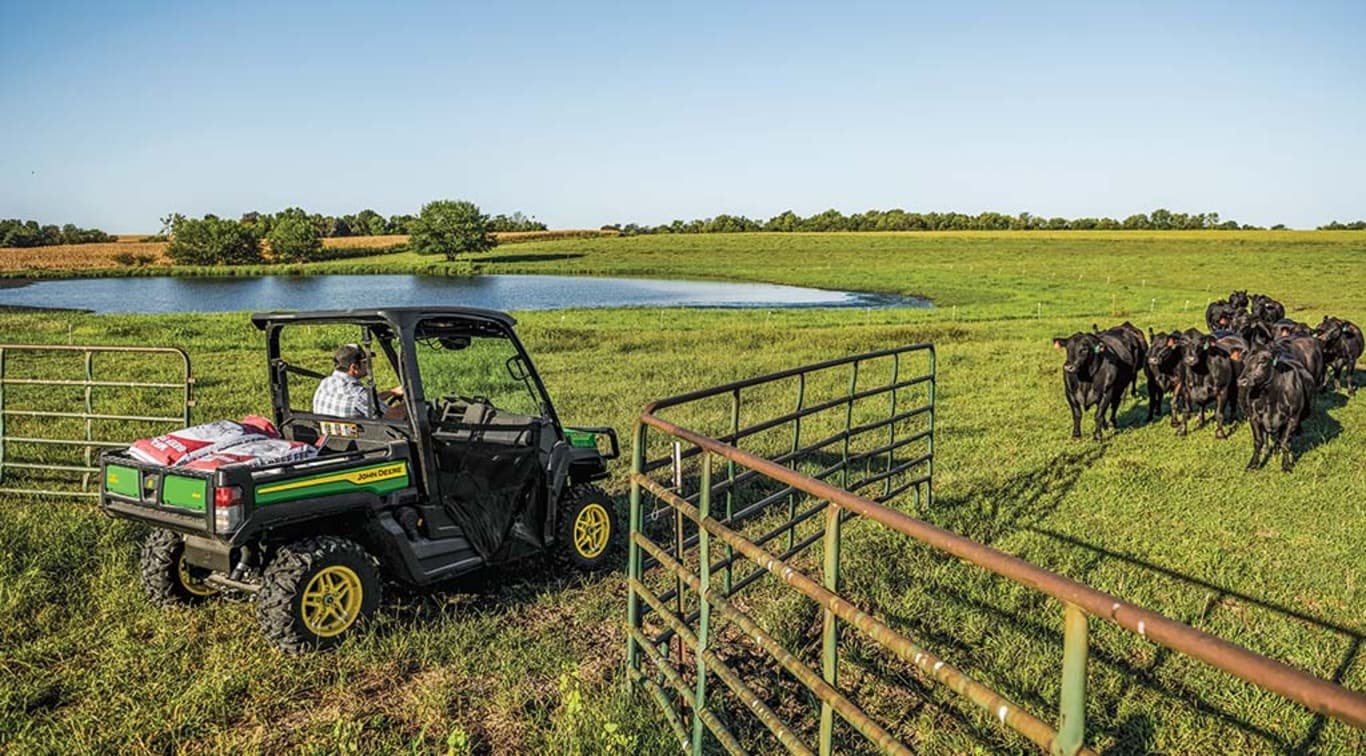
[{"xmin": 312, "ymin": 344, "xmax": 403, "ymax": 418}]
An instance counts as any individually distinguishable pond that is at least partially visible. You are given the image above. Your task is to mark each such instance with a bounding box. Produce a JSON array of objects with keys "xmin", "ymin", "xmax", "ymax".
[{"xmin": 0, "ymin": 274, "xmax": 929, "ymax": 314}]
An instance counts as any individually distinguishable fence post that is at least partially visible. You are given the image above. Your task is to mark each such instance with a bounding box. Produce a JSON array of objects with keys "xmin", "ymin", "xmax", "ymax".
[
  {"xmin": 725, "ymin": 389, "xmax": 739, "ymax": 593},
  {"xmin": 0, "ymin": 347, "xmax": 6, "ymax": 485},
  {"xmin": 83, "ymin": 350, "xmax": 94, "ymax": 491},
  {"xmin": 692, "ymin": 454, "xmax": 713, "ymax": 755},
  {"xmin": 819, "ymin": 497, "xmax": 842, "ymax": 755},
  {"xmin": 626, "ymin": 422, "xmax": 647, "ymax": 688},
  {"xmin": 927, "ymin": 346, "xmax": 936, "ymax": 510},
  {"xmin": 1053, "ymin": 603, "xmax": 1089, "ymax": 755},
  {"xmin": 787, "ymin": 372, "xmax": 806, "ymax": 551}
]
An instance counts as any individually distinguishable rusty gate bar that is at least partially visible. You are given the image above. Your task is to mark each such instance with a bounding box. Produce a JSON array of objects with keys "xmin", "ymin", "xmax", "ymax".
[
  {"xmin": 0, "ymin": 344, "xmax": 194, "ymax": 499},
  {"xmin": 626, "ymin": 343, "xmax": 1366, "ymax": 755}
]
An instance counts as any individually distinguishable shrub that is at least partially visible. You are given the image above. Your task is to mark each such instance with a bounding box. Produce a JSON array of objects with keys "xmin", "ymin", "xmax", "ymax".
[
  {"xmin": 165, "ymin": 216, "xmax": 263, "ymax": 265},
  {"xmin": 267, "ymin": 215, "xmax": 323, "ymax": 263},
  {"xmin": 409, "ymin": 200, "xmax": 496, "ymax": 261}
]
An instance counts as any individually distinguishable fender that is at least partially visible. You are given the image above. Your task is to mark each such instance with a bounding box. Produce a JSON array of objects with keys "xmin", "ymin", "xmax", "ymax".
[{"xmin": 229, "ymin": 491, "xmax": 382, "ymax": 546}]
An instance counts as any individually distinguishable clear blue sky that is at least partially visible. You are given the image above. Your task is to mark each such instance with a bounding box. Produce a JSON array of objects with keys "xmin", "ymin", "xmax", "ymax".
[{"xmin": 2, "ymin": 0, "xmax": 1363, "ymax": 231}]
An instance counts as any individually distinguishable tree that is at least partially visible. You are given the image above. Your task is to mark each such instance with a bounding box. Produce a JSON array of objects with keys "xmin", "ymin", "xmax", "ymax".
[
  {"xmin": 409, "ymin": 200, "xmax": 496, "ymax": 260},
  {"xmin": 267, "ymin": 215, "xmax": 323, "ymax": 263},
  {"xmin": 165, "ymin": 216, "xmax": 262, "ymax": 265}
]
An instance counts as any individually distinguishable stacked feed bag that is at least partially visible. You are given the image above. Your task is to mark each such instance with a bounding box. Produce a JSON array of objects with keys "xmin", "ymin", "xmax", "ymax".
[
  {"xmin": 127, "ymin": 416, "xmax": 280, "ymax": 467},
  {"xmin": 182, "ymin": 438, "xmax": 319, "ymax": 471}
]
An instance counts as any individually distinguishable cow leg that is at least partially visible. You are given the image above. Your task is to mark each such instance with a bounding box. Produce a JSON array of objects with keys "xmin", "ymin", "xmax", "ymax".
[
  {"xmin": 1246, "ymin": 423, "xmax": 1262, "ymax": 470},
  {"xmin": 1279, "ymin": 418, "xmax": 1300, "ymax": 472},
  {"xmin": 1349, "ymin": 359, "xmax": 1358, "ymax": 396},
  {"xmin": 1068, "ymin": 396, "xmax": 1082, "ymax": 439},
  {"xmin": 1214, "ymin": 391, "xmax": 1228, "ymax": 439},
  {"xmin": 1093, "ymin": 395, "xmax": 1109, "ymax": 441}
]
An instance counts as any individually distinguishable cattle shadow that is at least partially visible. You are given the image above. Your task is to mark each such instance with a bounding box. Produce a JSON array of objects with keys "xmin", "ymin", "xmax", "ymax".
[{"xmin": 1024, "ymin": 526, "xmax": 1364, "ymax": 754}]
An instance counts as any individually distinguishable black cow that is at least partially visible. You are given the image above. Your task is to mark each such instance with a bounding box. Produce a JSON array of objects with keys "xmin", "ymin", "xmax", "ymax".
[
  {"xmin": 1227, "ymin": 310, "xmax": 1272, "ymax": 346},
  {"xmin": 1095, "ymin": 321, "xmax": 1149, "ymax": 399},
  {"xmin": 1275, "ymin": 333, "xmax": 1325, "ymax": 391},
  {"xmin": 1272, "ymin": 319, "xmax": 1311, "ymax": 340},
  {"xmin": 1205, "ymin": 299, "xmax": 1237, "ymax": 333},
  {"xmin": 1228, "ymin": 290, "xmax": 1250, "ymax": 312},
  {"xmin": 1314, "ymin": 316, "xmax": 1363, "ymax": 395},
  {"xmin": 1052, "ymin": 330, "xmax": 1138, "ymax": 440},
  {"xmin": 1146, "ymin": 329, "xmax": 1184, "ymax": 426},
  {"xmin": 1231, "ymin": 344, "xmax": 1315, "ymax": 472},
  {"xmin": 1252, "ymin": 294, "xmax": 1286, "ymax": 324},
  {"xmin": 1177, "ymin": 330, "xmax": 1239, "ymax": 438}
]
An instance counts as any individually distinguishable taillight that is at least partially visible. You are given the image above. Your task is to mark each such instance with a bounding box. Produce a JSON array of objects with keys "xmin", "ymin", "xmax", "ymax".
[{"xmin": 214, "ymin": 485, "xmax": 243, "ymax": 533}]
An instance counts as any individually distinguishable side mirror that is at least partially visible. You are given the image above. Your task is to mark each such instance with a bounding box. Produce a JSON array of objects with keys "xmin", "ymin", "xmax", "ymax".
[{"xmin": 506, "ymin": 355, "xmax": 530, "ymax": 381}]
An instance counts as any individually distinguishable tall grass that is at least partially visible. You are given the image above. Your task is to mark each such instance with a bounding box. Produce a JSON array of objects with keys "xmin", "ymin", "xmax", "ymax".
[{"xmin": 0, "ymin": 232, "xmax": 1362, "ymax": 753}]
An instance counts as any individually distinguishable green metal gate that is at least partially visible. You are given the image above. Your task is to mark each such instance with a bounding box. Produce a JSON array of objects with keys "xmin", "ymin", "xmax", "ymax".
[
  {"xmin": 0, "ymin": 344, "xmax": 194, "ymax": 499},
  {"xmin": 625, "ymin": 344, "xmax": 1366, "ymax": 754}
]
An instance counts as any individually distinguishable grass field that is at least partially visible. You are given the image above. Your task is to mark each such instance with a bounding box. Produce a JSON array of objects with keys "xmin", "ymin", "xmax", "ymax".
[{"xmin": 0, "ymin": 232, "xmax": 1363, "ymax": 753}]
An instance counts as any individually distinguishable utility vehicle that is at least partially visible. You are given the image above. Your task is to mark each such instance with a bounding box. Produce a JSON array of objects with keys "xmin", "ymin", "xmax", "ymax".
[{"xmin": 100, "ymin": 307, "xmax": 620, "ymax": 652}]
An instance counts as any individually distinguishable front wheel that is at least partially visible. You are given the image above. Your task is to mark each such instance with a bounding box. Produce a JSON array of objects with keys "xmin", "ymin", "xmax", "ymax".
[
  {"xmin": 256, "ymin": 537, "xmax": 381, "ymax": 654},
  {"xmin": 140, "ymin": 528, "xmax": 218, "ymax": 607},
  {"xmin": 554, "ymin": 484, "xmax": 622, "ymax": 571}
]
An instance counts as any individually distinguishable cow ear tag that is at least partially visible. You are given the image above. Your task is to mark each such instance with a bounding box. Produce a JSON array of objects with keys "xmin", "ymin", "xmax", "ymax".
[
  {"xmin": 1093, "ymin": 344, "xmax": 1103, "ymax": 353},
  {"xmin": 1271, "ymin": 354, "xmax": 1278, "ymax": 366}
]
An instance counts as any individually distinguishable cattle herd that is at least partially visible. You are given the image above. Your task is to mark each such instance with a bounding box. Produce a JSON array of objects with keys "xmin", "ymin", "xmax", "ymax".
[{"xmin": 1052, "ymin": 290, "xmax": 1363, "ymax": 472}]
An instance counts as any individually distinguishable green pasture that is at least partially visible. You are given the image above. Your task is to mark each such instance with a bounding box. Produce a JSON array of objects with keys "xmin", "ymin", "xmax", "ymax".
[{"xmin": 0, "ymin": 232, "xmax": 1363, "ymax": 753}]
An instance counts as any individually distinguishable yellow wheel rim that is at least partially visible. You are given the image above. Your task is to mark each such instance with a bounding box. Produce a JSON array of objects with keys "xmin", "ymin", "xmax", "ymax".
[
  {"xmin": 177, "ymin": 556, "xmax": 217, "ymax": 597},
  {"xmin": 573, "ymin": 502, "xmax": 611, "ymax": 559},
  {"xmin": 301, "ymin": 565, "xmax": 364, "ymax": 638}
]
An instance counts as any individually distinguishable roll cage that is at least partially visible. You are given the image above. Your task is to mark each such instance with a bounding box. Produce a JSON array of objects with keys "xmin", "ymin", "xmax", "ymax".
[{"xmin": 251, "ymin": 307, "xmax": 568, "ymax": 502}]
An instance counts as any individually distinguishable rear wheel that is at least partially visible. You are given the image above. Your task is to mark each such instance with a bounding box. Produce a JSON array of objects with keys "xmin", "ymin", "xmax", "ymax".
[
  {"xmin": 256, "ymin": 537, "xmax": 381, "ymax": 653},
  {"xmin": 140, "ymin": 528, "xmax": 218, "ymax": 607},
  {"xmin": 555, "ymin": 484, "xmax": 622, "ymax": 571}
]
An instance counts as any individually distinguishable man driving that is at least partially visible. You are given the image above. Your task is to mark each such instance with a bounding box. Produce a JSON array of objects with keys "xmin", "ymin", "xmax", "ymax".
[{"xmin": 312, "ymin": 344, "xmax": 403, "ymax": 418}]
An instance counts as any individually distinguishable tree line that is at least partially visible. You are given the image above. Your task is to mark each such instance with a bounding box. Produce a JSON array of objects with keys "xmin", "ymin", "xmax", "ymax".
[
  {"xmin": 603, "ymin": 208, "xmax": 1291, "ymax": 235},
  {"xmin": 0, "ymin": 218, "xmax": 117, "ymax": 247},
  {"xmin": 1318, "ymin": 220, "xmax": 1366, "ymax": 230},
  {"xmin": 157, "ymin": 207, "xmax": 546, "ymax": 241},
  {"xmin": 163, "ymin": 200, "xmax": 500, "ymax": 265}
]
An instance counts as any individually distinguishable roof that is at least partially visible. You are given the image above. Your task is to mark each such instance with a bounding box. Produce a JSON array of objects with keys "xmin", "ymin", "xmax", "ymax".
[{"xmin": 250, "ymin": 307, "xmax": 517, "ymax": 331}]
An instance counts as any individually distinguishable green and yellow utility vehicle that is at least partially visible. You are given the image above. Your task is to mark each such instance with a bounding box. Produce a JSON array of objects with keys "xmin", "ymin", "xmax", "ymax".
[{"xmin": 100, "ymin": 307, "xmax": 620, "ymax": 652}]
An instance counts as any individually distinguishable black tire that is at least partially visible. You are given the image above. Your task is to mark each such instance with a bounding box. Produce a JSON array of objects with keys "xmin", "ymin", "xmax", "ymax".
[
  {"xmin": 140, "ymin": 528, "xmax": 218, "ymax": 607},
  {"xmin": 256, "ymin": 536, "xmax": 381, "ymax": 654},
  {"xmin": 554, "ymin": 484, "xmax": 622, "ymax": 571}
]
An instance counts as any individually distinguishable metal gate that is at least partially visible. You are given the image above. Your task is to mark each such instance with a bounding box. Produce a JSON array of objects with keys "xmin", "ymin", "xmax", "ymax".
[
  {"xmin": 0, "ymin": 344, "xmax": 194, "ymax": 499},
  {"xmin": 625, "ymin": 344, "xmax": 1366, "ymax": 754}
]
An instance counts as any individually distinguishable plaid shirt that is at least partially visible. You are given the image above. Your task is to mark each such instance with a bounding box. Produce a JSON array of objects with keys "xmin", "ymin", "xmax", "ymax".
[{"xmin": 312, "ymin": 370, "xmax": 372, "ymax": 417}]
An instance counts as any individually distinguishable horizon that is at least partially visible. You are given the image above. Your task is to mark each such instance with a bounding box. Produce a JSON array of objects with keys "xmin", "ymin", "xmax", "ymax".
[{"xmin": 3, "ymin": 1, "xmax": 1364, "ymax": 233}]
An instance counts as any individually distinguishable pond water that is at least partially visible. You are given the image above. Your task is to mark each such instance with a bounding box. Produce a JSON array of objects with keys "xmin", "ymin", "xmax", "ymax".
[{"xmin": 0, "ymin": 274, "xmax": 929, "ymax": 314}]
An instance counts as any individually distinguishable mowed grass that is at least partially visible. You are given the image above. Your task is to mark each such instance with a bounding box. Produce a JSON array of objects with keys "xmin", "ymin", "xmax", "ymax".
[{"xmin": 0, "ymin": 232, "xmax": 1363, "ymax": 753}]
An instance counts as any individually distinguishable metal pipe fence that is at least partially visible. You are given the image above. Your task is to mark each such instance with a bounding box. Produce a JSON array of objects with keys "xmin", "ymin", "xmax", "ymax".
[
  {"xmin": 625, "ymin": 343, "xmax": 1365, "ymax": 755},
  {"xmin": 0, "ymin": 344, "xmax": 194, "ymax": 499}
]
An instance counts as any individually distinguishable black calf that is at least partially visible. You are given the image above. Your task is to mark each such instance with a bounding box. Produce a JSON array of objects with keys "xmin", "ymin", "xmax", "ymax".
[
  {"xmin": 1314, "ymin": 316, "xmax": 1364, "ymax": 395},
  {"xmin": 1232, "ymin": 344, "xmax": 1315, "ymax": 472},
  {"xmin": 1052, "ymin": 330, "xmax": 1138, "ymax": 440},
  {"xmin": 1178, "ymin": 330, "xmax": 1239, "ymax": 439},
  {"xmin": 1146, "ymin": 329, "xmax": 1184, "ymax": 426}
]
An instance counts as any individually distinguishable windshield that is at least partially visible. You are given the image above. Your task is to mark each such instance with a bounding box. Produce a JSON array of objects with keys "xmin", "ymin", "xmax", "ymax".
[{"xmin": 415, "ymin": 327, "xmax": 542, "ymax": 418}]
